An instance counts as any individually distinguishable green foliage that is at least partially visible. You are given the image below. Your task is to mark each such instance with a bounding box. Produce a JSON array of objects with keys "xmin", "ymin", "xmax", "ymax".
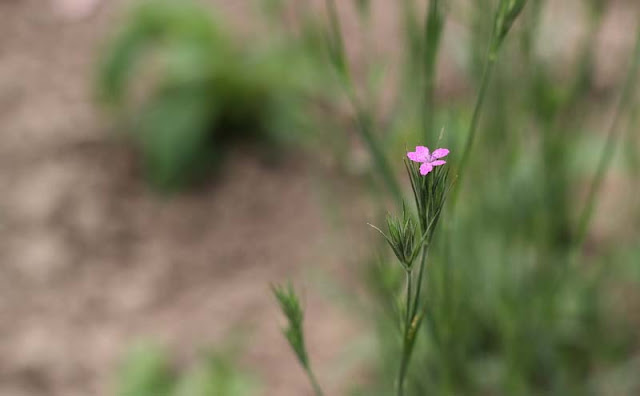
[
  {"xmin": 370, "ymin": 205, "xmax": 420, "ymax": 270},
  {"xmin": 421, "ymin": 0, "xmax": 446, "ymax": 141},
  {"xmin": 272, "ymin": 283, "xmax": 309, "ymax": 368},
  {"xmin": 370, "ymin": 162, "xmax": 451, "ymax": 273},
  {"xmin": 275, "ymin": 1, "xmax": 640, "ymax": 395},
  {"xmin": 492, "ymin": 0, "xmax": 528, "ymax": 57},
  {"xmin": 355, "ymin": 3, "xmax": 640, "ymax": 395},
  {"xmin": 354, "ymin": 0, "xmax": 371, "ymax": 19},
  {"xmin": 116, "ymin": 343, "xmax": 258, "ymax": 396},
  {"xmin": 272, "ymin": 283, "xmax": 324, "ymax": 396},
  {"xmin": 174, "ymin": 354, "xmax": 258, "ymax": 396},
  {"xmin": 101, "ymin": 0, "xmax": 640, "ymax": 394},
  {"xmin": 117, "ymin": 344, "xmax": 175, "ymax": 396},
  {"xmin": 98, "ymin": 0, "xmax": 316, "ymax": 191}
]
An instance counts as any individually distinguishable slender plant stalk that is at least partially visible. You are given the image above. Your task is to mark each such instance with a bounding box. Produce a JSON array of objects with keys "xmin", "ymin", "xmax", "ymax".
[
  {"xmin": 396, "ymin": 245, "xmax": 431, "ymax": 396},
  {"xmin": 574, "ymin": 22, "xmax": 640, "ymax": 248},
  {"xmin": 411, "ymin": 245, "xmax": 429, "ymax": 320},
  {"xmin": 382, "ymin": 0, "xmax": 420, "ymax": 139},
  {"xmin": 421, "ymin": 0, "xmax": 445, "ymax": 142},
  {"xmin": 402, "ymin": 0, "xmax": 421, "ymax": 65},
  {"xmin": 396, "ymin": 341, "xmax": 410, "ymax": 396},
  {"xmin": 304, "ymin": 366, "xmax": 324, "ymax": 396},
  {"xmin": 273, "ymin": 284, "xmax": 325, "ymax": 396},
  {"xmin": 452, "ymin": 45, "xmax": 496, "ymax": 207},
  {"xmin": 323, "ymin": 0, "xmax": 403, "ymax": 204},
  {"xmin": 354, "ymin": 104, "xmax": 404, "ymax": 205},
  {"xmin": 396, "ymin": 270, "xmax": 414, "ymax": 396},
  {"xmin": 324, "ymin": 0, "xmax": 347, "ymax": 77},
  {"xmin": 405, "ymin": 270, "xmax": 413, "ymax": 327},
  {"xmin": 541, "ymin": 0, "xmax": 604, "ymax": 254},
  {"xmin": 452, "ymin": 0, "xmax": 528, "ymax": 207}
]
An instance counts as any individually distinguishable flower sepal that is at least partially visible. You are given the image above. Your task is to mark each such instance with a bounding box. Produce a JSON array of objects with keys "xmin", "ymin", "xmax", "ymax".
[{"xmin": 369, "ymin": 204, "xmax": 428, "ymax": 271}]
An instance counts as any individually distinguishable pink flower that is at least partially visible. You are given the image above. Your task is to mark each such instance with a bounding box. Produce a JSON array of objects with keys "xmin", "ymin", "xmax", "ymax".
[{"xmin": 407, "ymin": 146, "xmax": 449, "ymax": 175}]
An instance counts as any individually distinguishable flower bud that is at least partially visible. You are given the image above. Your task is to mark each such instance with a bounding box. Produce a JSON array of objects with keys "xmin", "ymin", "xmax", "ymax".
[
  {"xmin": 405, "ymin": 158, "xmax": 451, "ymax": 241},
  {"xmin": 370, "ymin": 205, "xmax": 424, "ymax": 270}
]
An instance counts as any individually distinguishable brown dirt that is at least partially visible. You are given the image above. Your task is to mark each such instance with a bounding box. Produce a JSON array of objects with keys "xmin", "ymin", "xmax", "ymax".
[{"xmin": 0, "ymin": 1, "xmax": 367, "ymax": 395}]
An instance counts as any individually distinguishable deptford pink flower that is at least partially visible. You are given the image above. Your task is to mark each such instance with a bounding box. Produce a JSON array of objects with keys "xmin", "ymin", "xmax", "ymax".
[{"xmin": 407, "ymin": 146, "xmax": 449, "ymax": 175}]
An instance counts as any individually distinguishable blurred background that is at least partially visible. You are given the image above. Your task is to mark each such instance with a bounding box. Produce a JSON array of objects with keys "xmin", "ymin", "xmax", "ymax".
[{"xmin": 1, "ymin": 0, "xmax": 640, "ymax": 395}]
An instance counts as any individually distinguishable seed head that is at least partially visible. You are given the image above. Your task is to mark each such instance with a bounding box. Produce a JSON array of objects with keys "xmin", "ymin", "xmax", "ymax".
[
  {"xmin": 492, "ymin": 0, "xmax": 528, "ymax": 57},
  {"xmin": 369, "ymin": 204, "xmax": 423, "ymax": 271},
  {"xmin": 272, "ymin": 283, "xmax": 309, "ymax": 368}
]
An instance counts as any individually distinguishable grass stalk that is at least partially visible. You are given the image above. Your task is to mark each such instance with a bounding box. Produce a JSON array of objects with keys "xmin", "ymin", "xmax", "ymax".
[
  {"xmin": 396, "ymin": 270, "xmax": 414, "ymax": 396},
  {"xmin": 323, "ymin": 0, "xmax": 403, "ymax": 205},
  {"xmin": 405, "ymin": 270, "xmax": 413, "ymax": 328},
  {"xmin": 452, "ymin": 0, "xmax": 528, "ymax": 207},
  {"xmin": 574, "ymin": 22, "xmax": 640, "ymax": 248},
  {"xmin": 411, "ymin": 245, "xmax": 429, "ymax": 320},
  {"xmin": 395, "ymin": 342, "xmax": 410, "ymax": 396},
  {"xmin": 451, "ymin": 48, "xmax": 496, "ymax": 207},
  {"xmin": 421, "ymin": 0, "xmax": 445, "ymax": 142},
  {"xmin": 355, "ymin": 105, "xmax": 404, "ymax": 205},
  {"xmin": 395, "ymin": 244, "xmax": 431, "ymax": 396},
  {"xmin": 304, "ymin": 366, "xmax": 324, "ymax": 396}
]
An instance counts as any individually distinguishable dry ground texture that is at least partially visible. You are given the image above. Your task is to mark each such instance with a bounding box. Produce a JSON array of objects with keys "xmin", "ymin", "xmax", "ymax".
[{"xmin": 0, "ymin": 0, "xmax": 638, "ymax": 395}]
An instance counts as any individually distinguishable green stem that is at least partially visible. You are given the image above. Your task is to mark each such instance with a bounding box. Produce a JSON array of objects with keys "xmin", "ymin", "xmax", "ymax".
[
  {"xmin": 405, "ymin": 270, "xmax": 413, "ymax": 327},
  {"xmin": 396, "ymin": 342, "xmax": 409, "ymax": 396},
  {"xmin": 574, "ymin": 23, "xmax": 640, "ymax": 248},
  {"xmin": 396, "ymin": 243, "xmax": 431, "ymax": 396},
  {"xmin": 324, "ymin": 0, "xmax": 347, "ymax": 77},
  {"xmin": 396, "ymin": 270, "xmax": 414, "ymax": 396},
  {"xmin": 411, "ymin": 245, "xmax": 429, "ymax": 320},
  {"xmin": 354, "ymin": 106, "xmax": 404, "ymax": 205},
  {"xmin": 452, "ymin": 50, "xmax": 496, "ymax": 208},
  {"xmin": 421, "ymin": 0, "xmax": 444, "ymax": 142},
  {"xmin": 304, "ymin": 365, "xmax": 324, "ymax": 396},
  {"xmin": 323, "ymin": 0, "xmax": 403, "ymax": 205}
]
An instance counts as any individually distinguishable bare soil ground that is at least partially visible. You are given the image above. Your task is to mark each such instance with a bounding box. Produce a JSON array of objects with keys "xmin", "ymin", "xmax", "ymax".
[
  {"xmin": 0, "ymin": 1, "xmax": 365, "ymax": 395},
  {"xmin": 0, "ymin": 0, "xmax": 638, "ymax": 395}
]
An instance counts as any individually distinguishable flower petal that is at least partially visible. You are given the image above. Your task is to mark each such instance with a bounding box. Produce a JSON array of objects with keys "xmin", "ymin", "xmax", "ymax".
[
  {"xmin": 415, "ymin": 146, "xmax": 430, "ymax": 156},
  {"xmin": 431, "ymin": 148, "xmax": 449, "ymax": 159},
  {"xmin": 407, "ymin": 151, "xmax": 425, "ymax": 162},
  {"xmin": 430, "ymin": 160, "xmax": 446, "ymax": 166},
  {"xmin": 420, "ymin": 163, "xmax": 433, "ymax": 175},
  {"xmin": 407, "ymin": 146, "xmax": 430, "ymax": 162}
]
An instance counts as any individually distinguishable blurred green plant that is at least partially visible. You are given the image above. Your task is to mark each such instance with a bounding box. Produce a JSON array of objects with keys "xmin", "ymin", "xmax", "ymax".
[
  {"xmin": 272, "ymin": 283, "xmax": 324, "ymax": 396},
  {"xmin": 376, "ymin": 161, "xmax": 451, "ymax": 396},
  {"xmin": 271, "ymin": 0, "xmax": 640, "ymax": 395},
  {"xmin": 117, "ymin": 343, "xmax": 258, "ymax": 396},
  {"xmin": 98, "ymin": 0, "xmax": 318, "ymax": 191},
  {"xmin": 454, "ymin": 0, "xmax": 528, "ymax": 204},
  {"xmin": 322, "ymin": 0, "xmax": 404, "ymax": 203},
  {"xmin": 576, "ymin": 24, "xmax": 640, "ymax": 250},
  {"xmin": 118, "ymin": 343, "xmax": 175, "ymax": 396},
  {"xmin": 98, "ymin": 0, "xmax": 640, "ymax": 394},
  {"xmin": 363, "ymin": 3, "xmax": 640, "ymax": 396}
]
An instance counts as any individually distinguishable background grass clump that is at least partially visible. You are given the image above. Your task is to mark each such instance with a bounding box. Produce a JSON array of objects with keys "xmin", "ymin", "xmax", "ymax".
[
  {"xmin": 98, "ymin": 0, "xmax": 320, "ymax": 191},
  {"xmin": 117, "ymin": 343, "xmax": 258, "ymax": 396},
  {"xmin": 268, "ymin": 0, "xmax": 640, "ymax": 395}
]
